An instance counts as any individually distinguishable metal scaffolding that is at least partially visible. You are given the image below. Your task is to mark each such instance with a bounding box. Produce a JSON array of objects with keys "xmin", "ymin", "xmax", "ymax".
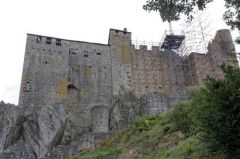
[{"xmin": 159, "ymin": 29, "xmax": 193, "ymax": 104}]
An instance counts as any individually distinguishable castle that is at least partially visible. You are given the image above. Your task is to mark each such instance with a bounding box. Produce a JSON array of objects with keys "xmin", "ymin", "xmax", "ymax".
[{"xmin": 19, "ymin": 28, "xmax": 239, "ymax": 134}]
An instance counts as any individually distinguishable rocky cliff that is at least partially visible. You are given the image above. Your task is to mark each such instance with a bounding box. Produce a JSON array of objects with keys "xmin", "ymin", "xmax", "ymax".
[{"xmin": 0, "ymin": 89, "xmax": 169, "ymax": 159}]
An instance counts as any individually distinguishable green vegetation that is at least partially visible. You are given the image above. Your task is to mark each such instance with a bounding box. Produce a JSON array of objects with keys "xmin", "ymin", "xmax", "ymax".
[
  {"xmin": 143, "ymin": 0, "xmax": 240, "ymax": 43},
  {"xmin": 193, "ymin": 64, "xmax": 240, "ymax": 158},
  {"xmin": 74, "ymin": 64, "xmax": 240, "ymax": 159}
]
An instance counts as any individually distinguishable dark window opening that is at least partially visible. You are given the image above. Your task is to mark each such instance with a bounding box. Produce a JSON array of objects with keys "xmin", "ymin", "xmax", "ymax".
[
  {"xmin": 89, "ymin": 65, "xmax": 92, "ymax": 68},
  {"xmin": 69, "ymin": 51, "xmax": 76, "ymax": 55},
  {"xmin": 145, "ymin": 86, "xmax": 148, "ymax": 88},
  {"xmin": 36, "ymin": 36, "xmax": 42, "ymax": 44},
  {"xmin": 84, "ymin": 55, "xmax": 88, "ymax": 57},
  {"xmin": 46, "ymin": 37, "xmax": 52, "ymax": 44},
  {"xmin": 115, "ymin": 30, "xmax": 119, "ymax": 33},
  {"xmin": 67, "ymin": 84, "xmax": 78, "ymax": 104},
  {"xmin": 45, "ymin": 61, "xmax": 48, "ymax": 64},
  {"xmin": 56, "ymin": 39, "xmax": 61, "ymax": 46},
  {"xmin": 23, "ymin": 81, "xmax": 32, "ymax": 92},
  {"xmin": 96, "ymin": 52, "xmax": 101, "ymax": 55}
]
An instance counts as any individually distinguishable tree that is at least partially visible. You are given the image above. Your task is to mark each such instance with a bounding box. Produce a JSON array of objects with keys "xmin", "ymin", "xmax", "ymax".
[
  {"xmin": 143, "ymin": 0, "xmax": 240, "ymax": 43},
  {"xmin": 143, "ymin": 0, "xmax": 213, "ymax": 22},
  {"xmin": 191, "ymin": 64, "xmax": 240, "ymax": 158}
]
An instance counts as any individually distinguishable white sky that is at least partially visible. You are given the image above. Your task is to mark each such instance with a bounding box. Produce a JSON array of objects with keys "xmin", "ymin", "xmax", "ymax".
[{"xmin": 0, "ymin": 0, "xmax": 239, "ymax": 104}]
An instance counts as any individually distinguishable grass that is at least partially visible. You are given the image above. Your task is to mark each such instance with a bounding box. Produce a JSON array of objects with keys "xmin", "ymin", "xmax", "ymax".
[
  {"xmin": 72, "ymin": 105, "xmax": 223, "ymax": 159},
  {"xmin": 74, "ymin": 146, "xmax": 120, "ymax": 159}
]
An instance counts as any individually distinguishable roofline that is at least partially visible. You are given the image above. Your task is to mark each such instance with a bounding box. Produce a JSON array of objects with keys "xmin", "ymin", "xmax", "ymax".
[
  {"xmin": 27, "ymin": 33, "xmax": 110, "ymax": 46},
  {"xmin": 108, "ymin": 28, "xmax": 132, "ymax": 44},
  {"xmin": 109, "ymin": 28, "xmax": 131, "ymax": 34}
]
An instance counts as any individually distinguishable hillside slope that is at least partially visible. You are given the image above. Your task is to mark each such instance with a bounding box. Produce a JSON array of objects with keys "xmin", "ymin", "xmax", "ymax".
[
  {"xmin": 74, "ymin": 64, "xmax": 240, "ymax": 159},
  {"xmin": 73, "ymin": 107, "xmax": 220, "ymax": 159}
]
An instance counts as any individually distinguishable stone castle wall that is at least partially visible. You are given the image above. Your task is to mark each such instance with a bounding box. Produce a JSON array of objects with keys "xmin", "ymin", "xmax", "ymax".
[
  {"xmin": 188, "ymin": 29, "xmax": 238, "ymax": 85},
  {"xmin": 0, "ymin": 28, "xmax": 237, "ymax": 159},
  {"xmin": 19, "ymin": 28, "xmax": 239, "ymax": 135},
  {"xmin": 19, "ymin": 35, "xmax": 70, "ymax": 106}
]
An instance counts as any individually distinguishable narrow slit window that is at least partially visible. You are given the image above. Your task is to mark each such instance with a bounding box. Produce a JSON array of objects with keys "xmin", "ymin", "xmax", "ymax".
[
  {"xmin": 96, "ymin": 52, "xmax": 101, "ymax": 55},
  {"xmin": 46, "ymin": 37, "xmax": 52, "ymax": 44},
  {"xmin": 84, "ymin": 54, "xmax": 88, "ymax": 57}
]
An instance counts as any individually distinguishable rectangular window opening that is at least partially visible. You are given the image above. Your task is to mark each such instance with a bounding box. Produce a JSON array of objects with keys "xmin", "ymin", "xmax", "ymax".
[
  {"xmin": 56, "ymin": 39, "xmax": 61, "ymax": 46},
  {"xmin": 46, "ymin": 37, "xmax": 52, "ymax": 44}
]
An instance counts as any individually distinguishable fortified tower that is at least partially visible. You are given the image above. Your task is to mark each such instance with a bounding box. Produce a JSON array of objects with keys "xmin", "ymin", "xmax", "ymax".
[
  {"xmin": 108, "ymin": 28, "xmax": 133, "ymax": 95},
  {"xmin": 19, "ymin": 28, "xmax": 239, "ymax": 133},
  {"xmin": 19, "ymin": 35, "xmax": 69, "ymax": 106}
]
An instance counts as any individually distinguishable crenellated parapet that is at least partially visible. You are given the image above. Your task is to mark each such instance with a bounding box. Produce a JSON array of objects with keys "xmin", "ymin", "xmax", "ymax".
[{"xmin": 18, "ymin": 28, "xmax": 239, "ymax": 138}]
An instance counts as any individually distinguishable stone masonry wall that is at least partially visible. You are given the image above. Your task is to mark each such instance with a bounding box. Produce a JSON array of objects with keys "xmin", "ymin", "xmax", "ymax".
[
  {"xmin": 19, "ymin": 35, "xmax": 70, "ymax": 106},
  {"xmin": 108, "ymin": 29, "xmax": 133, "ymax": 95},
  {"xmin": 131, "ymin": 46, "xmax": 163, "ymax": 98},
  {"xmin": 67, "ymin": 41, "xmax": 112, "ymax": 132},
  {"xmin": 188, "ymin": 29, "xmax": 239, "ymax": 85},
  {"xmin": 18, "ymin": 28, "xmax": 239, "ymax": 138}
]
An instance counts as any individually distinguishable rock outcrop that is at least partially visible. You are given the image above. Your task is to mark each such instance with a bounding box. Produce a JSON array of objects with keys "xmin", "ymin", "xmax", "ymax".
[
  {"xmin": 110, "ymin": 87, "xmax": 139, "ymax": 130},
  {"xmin": 0, "ymin": 102, "xmax": 24, "ymax": 153},
  {"xmin": 0, "ymin": 89, "xmax": 170, "ymax": 158},
  {"xmin": 0, "ymin": 102, "xmax": 69, "ymax": 158}
]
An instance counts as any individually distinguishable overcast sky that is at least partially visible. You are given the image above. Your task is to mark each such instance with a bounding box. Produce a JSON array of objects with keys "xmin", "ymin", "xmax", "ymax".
[{"xmin": 0, "ymin": 0, "xmax": 239, "ymax": 104}]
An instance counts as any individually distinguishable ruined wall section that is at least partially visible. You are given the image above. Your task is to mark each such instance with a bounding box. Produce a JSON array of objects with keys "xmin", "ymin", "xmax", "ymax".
[
  {"xmin": 207, "ymin": 29, "xmax": 239, "ymax": 77},
  {"xmin": 188, "ymin": 53, "xmax": 211, "ymax": 85},
  {"xmin": 19, "ymin": 34, "xmax": 69, "ymax": 106},
  {"xmin": 188, "ymin": 29, "xmax": 239, "ymax": 85},
  {"xmin": 67, "ymin": 42, "xmax": 112, "ymax": 132},
  {"xmin": 108, "ymin": 29, "xmax": 133, "ymax": 95}
]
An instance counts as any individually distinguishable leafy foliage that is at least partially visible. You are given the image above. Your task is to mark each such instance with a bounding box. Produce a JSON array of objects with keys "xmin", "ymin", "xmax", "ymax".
[
  {"xmin": 192, "ymin": 64, "xmax": 240, "ymax": 158},
  {"xmin": 143, "ymin": 0, "xmax": 212, "ymax": 22},
  {"xmin": 75, "ymin": 64, "xmax": 240, "ymax": 159},
  {"xmin": 143, "ymin": 0, "xmax": 240, "ymax": 43}
]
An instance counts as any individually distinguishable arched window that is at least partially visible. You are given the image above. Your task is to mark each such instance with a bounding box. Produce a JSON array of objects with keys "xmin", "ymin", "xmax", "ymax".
[{"xmin": 67, "ymin": 84, "xmax": 78, "ymax": 104}]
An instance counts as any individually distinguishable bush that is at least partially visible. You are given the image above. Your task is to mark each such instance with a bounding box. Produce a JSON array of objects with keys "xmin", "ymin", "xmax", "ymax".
[
  {"xmin": 134, "ymin": 116, "xmax": 160, "ymax": 132},
  {"xmin": 192, "ymin": 64, "xmax": 240, "ymax": 158}
]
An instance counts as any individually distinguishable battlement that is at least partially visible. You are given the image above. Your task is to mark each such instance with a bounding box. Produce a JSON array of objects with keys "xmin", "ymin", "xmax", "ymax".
[
  {"xmin": 131, "ymin": 40, "xmax": 160, "ymax": 51},
  {"xmin": 19, "ymin": 28, "xmax": 239, "ymax": 135}
]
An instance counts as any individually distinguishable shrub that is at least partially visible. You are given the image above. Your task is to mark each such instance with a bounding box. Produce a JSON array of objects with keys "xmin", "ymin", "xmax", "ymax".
[{"xmin": 192, "ymin": 64, "xmax": 240, "ymax": 158}]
